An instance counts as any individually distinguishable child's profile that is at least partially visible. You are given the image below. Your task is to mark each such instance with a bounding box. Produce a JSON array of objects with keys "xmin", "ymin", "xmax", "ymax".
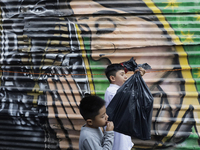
[{"xmin": 79, "ymin": 95, "xmax": 114, "ymax": 150}]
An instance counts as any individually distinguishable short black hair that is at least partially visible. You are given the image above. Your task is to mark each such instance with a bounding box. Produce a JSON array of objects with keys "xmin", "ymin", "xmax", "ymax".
[
  {"xmin": 105, "ymin": 63, "xmax": 125, "ymax": 83},
  {"xmin": 79, "ymin": 95, "xmax": 105, "ymax": 120}
]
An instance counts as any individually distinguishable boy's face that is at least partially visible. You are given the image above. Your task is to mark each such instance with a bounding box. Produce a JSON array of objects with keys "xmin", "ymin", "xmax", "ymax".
[
  {"xmin": 91, "ymin": 105, "xmax": 108, "ymax": 128},
  {"xmin": 111, "ymin": 70, "xmax": 127, "ymax": 86}
]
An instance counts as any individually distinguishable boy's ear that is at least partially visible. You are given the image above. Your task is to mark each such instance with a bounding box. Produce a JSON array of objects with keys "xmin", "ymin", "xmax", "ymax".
[
  {"xmin": 86, "ymin": 119, "xmax": 93, "ymax": 126},
  {"xmin": 109, "ymin": 75, "xmax": 115, "ymax": 82}
]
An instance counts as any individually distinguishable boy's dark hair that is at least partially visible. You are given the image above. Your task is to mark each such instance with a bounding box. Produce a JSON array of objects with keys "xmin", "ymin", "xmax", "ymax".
[
  {"xmin": 105, "ymin": 64, "xmax": 125, "ymax": 83},
  {"xmin": 79, "ymin": 95, "xmax": 105, "ymax": 120}
]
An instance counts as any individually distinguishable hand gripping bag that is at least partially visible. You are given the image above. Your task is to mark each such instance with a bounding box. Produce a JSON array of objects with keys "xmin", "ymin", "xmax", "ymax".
[{"xmin": 106, "ymin": 57, "xmax": 153, "ymax": 140}]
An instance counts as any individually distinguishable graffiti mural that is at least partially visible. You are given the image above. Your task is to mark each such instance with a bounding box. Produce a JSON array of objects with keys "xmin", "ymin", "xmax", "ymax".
[{"xmin": 0, "ymin": 0, "xmax": 199, "ymax": 150}]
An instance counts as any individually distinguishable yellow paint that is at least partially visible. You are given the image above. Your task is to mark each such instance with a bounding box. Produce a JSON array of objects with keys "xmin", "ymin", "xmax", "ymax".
[
  {"xmin": 61, "ymin": 41, "xmax": 70, "ymax": 47},
  {"xmin": 181, "ymin": 30, "xmax": 195, "ymax": 43},
  {"xmin": 54, "ymin": 33, "xmax": 60, "ymax": 36},
  {"xmin": 195, "ymin": 14, "xmax": 200, "ymax": 21},
  {"xmin": 163, "ymin": 0, "xmax": 181, "ymax": 12},
  {"xmin": 61, "ymin": 25, "xmax": 68, "ymax": 31},
  {"xmin": 28, "ymin": 83, "xmax": 43, "ymax": 107},
  {"xmin": 159, "ymin": 46, "xmax": 200, "ymax": 144},
  {"xmin": 176, "ymin": 46, "xmax": 198, "ymax": 95},
  {"xmin": 144, "ymin": 0, "xmax": 182, "ymax": 45},
  {"xmin": 75, "ymin": 24, "xmax": 95, "ymax": 95},
  {"xmin": 62, "ymin": 33, "xmax": 69, "ymax": 38},
  {"xmin": 51, "ymin": 40, "xmax": 60, "ymax": 45},
  {"xmin": 143, "ymin": 0, "xmax": 200, "ymax": 146},
  {"xmin": 194, "ymin": 69, "xmax": 200, "ymax": 77},
  {"xmin": 55, "ymin": 25, "xmax": 59, "ymax": 30}
]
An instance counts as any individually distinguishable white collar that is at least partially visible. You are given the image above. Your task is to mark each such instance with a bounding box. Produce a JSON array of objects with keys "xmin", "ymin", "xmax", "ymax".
[{"xmin": 109, "ymin": 84, "xmax": 120, "ymax": 88}]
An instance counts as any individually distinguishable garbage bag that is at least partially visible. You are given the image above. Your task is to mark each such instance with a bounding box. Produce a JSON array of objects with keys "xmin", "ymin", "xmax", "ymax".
[{"xmin": 106, "ymin": 57, "xmax": 153, "ymax": 140}]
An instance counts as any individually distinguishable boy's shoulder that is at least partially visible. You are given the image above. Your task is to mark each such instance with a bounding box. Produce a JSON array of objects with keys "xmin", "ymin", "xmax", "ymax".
[
  {"xmin": 80, "ymin": 126, "xmax": 102, "ymax": 137},
  {"xmin": 105, "ymin": 84, "xmax": 120, "ymax": 94},
  {"xmin": 105, "ymin": 84, "xmax": 121, "ymax": 106},
  {"xmin": 79, "ymin": 126, "xmax": 103, "ymax": 150},
  {"xmin": 80, "ymin": 126, "xmax": 103, "ymax": 142}
]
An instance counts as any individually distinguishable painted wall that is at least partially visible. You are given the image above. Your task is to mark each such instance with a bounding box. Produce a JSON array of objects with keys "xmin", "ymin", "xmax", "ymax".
[{"xmin": 0, "ymin": 0, "xmax": 200, "ymax": 150}]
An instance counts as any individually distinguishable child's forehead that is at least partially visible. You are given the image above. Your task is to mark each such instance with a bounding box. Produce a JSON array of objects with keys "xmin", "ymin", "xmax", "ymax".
[
  {"xmin": 97, "ymin": 105, "xmax": 106, "ymax": 115},
  {"xmin": 116, "ymin": 69, "xmax": 125, "ymax": 73}
]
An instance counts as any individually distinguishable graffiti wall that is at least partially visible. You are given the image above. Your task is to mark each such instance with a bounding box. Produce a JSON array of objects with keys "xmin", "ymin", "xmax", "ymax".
[{"xmin": 0, "ymin": 0, "xmax": 200, "ymax": 149}]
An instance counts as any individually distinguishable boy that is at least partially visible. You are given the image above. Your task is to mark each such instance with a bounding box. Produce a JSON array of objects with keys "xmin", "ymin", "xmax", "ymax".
[
  {"xmin": 104, "ymin": 63, "xmax": 145, "ymax": 150},
  {"xmin": 79, "ymin": 95, "xmax": 114, "ymax": 150}
]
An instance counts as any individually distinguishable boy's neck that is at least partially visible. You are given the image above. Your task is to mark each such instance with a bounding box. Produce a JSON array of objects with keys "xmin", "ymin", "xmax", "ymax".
[
  {"xmin": 85, "ymin": 123, "xmax": 98, "ymax": 129},
  {"xmin": 111, "ymin": 81, "xmax": 117, "ymax": 85},
  {"xmin": 111, "ymin": 82, "xmax": 120, "ymax": 87}
]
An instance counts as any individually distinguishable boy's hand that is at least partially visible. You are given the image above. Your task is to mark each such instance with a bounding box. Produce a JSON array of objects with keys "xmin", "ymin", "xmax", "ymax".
[
  {"xmin": 106, "ymin": 121, "xmax": 114, "ymax": 131},
  {"xmin": 135, "ymin": 67, "xmax": 146, "ymax": 76}
]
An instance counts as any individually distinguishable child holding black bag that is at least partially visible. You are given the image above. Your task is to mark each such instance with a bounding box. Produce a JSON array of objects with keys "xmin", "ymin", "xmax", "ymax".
[{"xmin": 104, "ymin": 60, "xmax": 146, "ymax": 150}]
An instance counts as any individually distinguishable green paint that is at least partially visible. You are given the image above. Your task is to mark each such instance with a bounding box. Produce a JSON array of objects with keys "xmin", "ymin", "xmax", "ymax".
[
  {"xmin": 153, "ymin": 0, "xmax": 200, "ymax": 92},
  {"xmin": 174, "ymin": 127, "xmax": 200, "ymax": 150},
  {"xmin": 153, "ymin": 0, "xmax": 200, "ymax": 13},
  {"xmin": 184, "ymin": 45, "xmax": 200, "ymax": 91},
  {"xmin": 152, "ymin": 0, "xmax": 200, "ymax": 149},
  {"xmin": 83, "ymin": 36, "xmax": 110, "ymax": 98}
]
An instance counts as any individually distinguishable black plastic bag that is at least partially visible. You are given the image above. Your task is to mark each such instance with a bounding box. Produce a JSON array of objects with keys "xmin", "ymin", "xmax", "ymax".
[{"xmin": 106, "ymin": 57, "xmax": 153, "ymax": 140}]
